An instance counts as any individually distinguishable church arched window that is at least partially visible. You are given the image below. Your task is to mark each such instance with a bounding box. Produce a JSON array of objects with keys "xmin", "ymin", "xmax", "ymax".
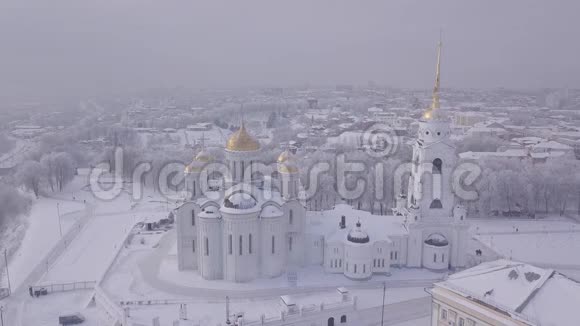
[
  {"xmin": 191, "ymin": 210, "xmax": 195, "ymax": 226},
  {"xmin": 239, "ymin": 235, "xmax": 243, "ymax": 256},
  {"xmin": 432, "ymin": 158, "xmax": 442, "ymax": 174},
  {"xmin": 289, "ymin": 210, "xmax": 294, "ymax": 225},
  {"xmin": 340, "ymin": 315, "xmax": 347, "ymax": 323},
  {"xmin": 328, "ymin": 317, "xmax": 335, "ymax": 326},
  {"xmin": 249, "ymin": 234, "xmax": 252, "ymax": 254},
  {"xmin": 271, "ymin": 236, "xmax": 275, "ymax": 254},
  {"xmin": 204, "ymin": 237, "xmax": 209, "ymax": 256},
  {"xmin": 228, "ymin": 235, "xmax": 232, "ymax": 255},
  {"xmin": 430, "ymin": 199, "xmax": 443, "ymax": 209}
]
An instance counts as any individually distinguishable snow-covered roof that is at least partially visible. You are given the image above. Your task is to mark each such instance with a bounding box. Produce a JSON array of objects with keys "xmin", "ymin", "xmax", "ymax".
[
  {"xmin": 532, "ymin": 140, "xmax": 572, "ymax": 151},
  {"xmin": 199, "ymin": 206, "xmax": 221, "ymax": 219},
  {"xmin": 435, "ymin": 259, "xmax": 580, "ymax": 325},
  {"xmin": 307, "ymin": 204, "xmax": 406, "ymax": 243},
  {"xmin": 260, "ymin": 205, "xmax": 283, "ymax": 218},
  {"xmin": 346, "ymin": 221, "xmax": 370, "ymax": 244},
  {"xmin": 458, "ymin": 149, "xmax": 527, "ymax": 160}
]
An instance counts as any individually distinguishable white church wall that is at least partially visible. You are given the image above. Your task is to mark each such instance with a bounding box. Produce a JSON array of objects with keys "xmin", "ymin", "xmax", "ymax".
[
  {"xmin": 176, "ymin": 202, "xmax": 200, "ymax": 270},
  {"xmin": 372, "ymin": 241, "xmax": 391, "ymax": 274},
  {"xmin": 304, "ymin": 233, "xmax": 324, "ymax": 266},
  {"xmin": 198, "ymin": 216, "xmax": 223, "ymax": 280},
  {"xmin": 422, "ymin": 242, "xmax": 450, "ymax": 270},
  {"xmin": 284, "ymin": 200, "xmax": 307, "ymax": 267},
  {"xmin": 260, "ymin": 214, "xmax": 287, "ymax": 278},
  {"xmin": 344, "ymin": 243, "xmax": 373, "ymax": 280},
  {"xmin": 222, "ymin": 210, "xmax": 261, "ymax": 282},
  {"xmin": 324, "ymin": 242, "xmax": 344, "ymax": 273}
]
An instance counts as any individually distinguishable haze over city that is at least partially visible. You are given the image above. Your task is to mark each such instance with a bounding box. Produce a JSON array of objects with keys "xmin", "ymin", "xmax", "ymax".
[
  {"xmin": 1, "ymin": 2, "xmax": 580, "ymax": 326},
  {"xmin": 1, "ymin": 0, "xmax": 580, "ymax": 101}
]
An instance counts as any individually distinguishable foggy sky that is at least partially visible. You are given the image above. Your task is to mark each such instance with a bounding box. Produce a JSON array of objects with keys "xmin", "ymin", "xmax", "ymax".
[{"xmin": 1, "ymin": 0, "xmax": 579, "ymax": 100}]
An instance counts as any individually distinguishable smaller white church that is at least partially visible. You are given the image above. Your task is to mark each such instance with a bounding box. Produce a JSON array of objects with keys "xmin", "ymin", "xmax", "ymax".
[{"xmin": 174, "ymin": 39, "xmax": 469, "ymax": 282}]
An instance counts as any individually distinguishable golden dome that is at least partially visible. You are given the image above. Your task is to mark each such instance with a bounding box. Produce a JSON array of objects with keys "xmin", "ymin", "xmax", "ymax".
[
  {"xmin": 195, "ymin": 149, "xmax": 212, "ymax": 163},
  {"xmin": 184, "ymin": 163, "xmax": 202, "ymax": 174},
  {"xmin": 185, "ymin": 149, "xmax": 212, "ymax": 173},
  {"xmin": 277, "ymin": 150, "xmax": 291, "ymax": 163},
  {"xmin": 278, "ymin": 164, "xmax": 299, "ymax": 174},
  {"xmin": 277, "ymin": 149, "xmax": 299, "ymax": 173},
  {"xmin": 226, "ymin": 124, "xmax": 260, "ymax": 152}
]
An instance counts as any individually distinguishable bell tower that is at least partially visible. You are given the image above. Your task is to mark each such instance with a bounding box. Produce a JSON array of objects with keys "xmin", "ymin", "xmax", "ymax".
[
  {"xmin": 407, "ymin": 36, "xmax": 456, "ymax": 222},
  {"xmin": 405, "ymin": 36, "xmax": 469, "ymax": 270}
]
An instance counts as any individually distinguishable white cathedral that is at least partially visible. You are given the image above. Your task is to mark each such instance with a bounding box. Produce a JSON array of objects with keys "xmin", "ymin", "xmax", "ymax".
[{"xmin": 175, "ymin": 40, "xmax": 469, "ymax": 282}]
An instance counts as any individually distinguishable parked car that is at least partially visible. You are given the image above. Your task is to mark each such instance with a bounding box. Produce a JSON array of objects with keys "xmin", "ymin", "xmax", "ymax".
[{"xmin": 58, "ymin": 313, "xmax": 85, "ymax": 325}]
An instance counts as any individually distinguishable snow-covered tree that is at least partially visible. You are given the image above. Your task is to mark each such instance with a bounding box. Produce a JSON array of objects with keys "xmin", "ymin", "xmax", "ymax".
[{"xmin": 15, "ymin": 160, "xmax": 45, "ymax": 198}]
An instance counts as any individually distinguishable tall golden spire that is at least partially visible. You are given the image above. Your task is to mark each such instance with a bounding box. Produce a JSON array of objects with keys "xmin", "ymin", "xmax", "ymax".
[
  {"xmin": 424, "ymin": 32, "xmax": 442, "ymax": 120},
  {"xmin": 432, "ymin": 33, "xmax": 442, "ymax": 110}
]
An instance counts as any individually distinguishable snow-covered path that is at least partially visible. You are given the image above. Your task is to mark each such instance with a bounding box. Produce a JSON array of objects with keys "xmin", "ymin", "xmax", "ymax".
[
  {"xmin": 37, "ymin": 210, "xmax": 137, "ymax": 284},
  {"xmin": 5, "ymin": 198, "xmax": 86, "ymax": 289}
]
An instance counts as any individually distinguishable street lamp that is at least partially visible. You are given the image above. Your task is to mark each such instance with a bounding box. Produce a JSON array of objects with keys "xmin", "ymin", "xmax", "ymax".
[
  {"xmin": 381, "ymin": 281, "xmax": 386, "ymax": 326},
  {"xmin": 56, "ymin": 203, "xmax": 63, "ymax": 238},
  {"xmin": 3, "ymin": 250, "xmax": 10, "ymax": 295}
]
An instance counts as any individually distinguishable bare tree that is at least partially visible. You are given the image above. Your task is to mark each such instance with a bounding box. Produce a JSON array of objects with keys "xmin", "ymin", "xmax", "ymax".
[
  {"xmin": 0, "ymin": 184, "xmax": 31, "ymax": 228},
  {"xmin": 15, "ymin": 160, "xmax": 45, "ymax": 198}
]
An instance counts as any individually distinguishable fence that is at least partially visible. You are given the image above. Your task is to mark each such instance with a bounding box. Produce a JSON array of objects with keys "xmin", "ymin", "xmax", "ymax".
[{"xmin": 31, "ymin": 281, "xmax": 96, "ymax": 295}]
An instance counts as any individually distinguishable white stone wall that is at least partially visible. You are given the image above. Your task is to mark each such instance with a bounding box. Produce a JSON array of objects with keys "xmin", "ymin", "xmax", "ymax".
[
  {"xmin": 304, "ymin": 233, "xmax": 324, "ymax": 266},
  {"xmin": 260, "ymin": 212, "xmax": 287, "ymax": 278},
  {"xmin": 176, "ymin": 202, "xmax": 200, "ymax": 271},
  {"xmin": 344, "ymin": 243, "xmax": 373, "ymax": 280},
  {"xmin": 198, "ymin": 216, "xmax": 223, "ymax": 280},
  {"xmin": 284, "ymin": 200, "xmax": 306, "ymax": 267},
  {"xmin": 222, "ymin": 210, "xmax": 260, "ymax": 282},
  {"xmin": 422, "ymin": 243, "xmax": 450, "ymax": 270},
  {"xmin": 372, "ymin": 241, "xmax": 391, "ymax": 274},
  {"xmin": 406, "ymin": 226, "xmax": 423, "ymax": 268},
  {"xmin": 325, "ymin": 242, "xmax": 344, "ymax": 274}
]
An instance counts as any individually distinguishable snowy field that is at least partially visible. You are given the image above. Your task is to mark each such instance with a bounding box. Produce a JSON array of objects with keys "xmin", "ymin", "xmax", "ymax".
[
  {"xmin": 470, "ymin": 217, "xmax": 580, "ymax": 235},
  {"xmin": 471, "ymin": 217, "xmax": 580, "ymax": 281},
  {"xmin": 477, "ymin": 232, "xmax": 580, "ymax": 267}
]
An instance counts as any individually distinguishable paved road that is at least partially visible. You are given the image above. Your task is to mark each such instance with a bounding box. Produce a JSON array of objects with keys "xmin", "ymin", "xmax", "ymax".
[{"xmin": 360, "ymin": 296, "xmax": 431, "ymax": 326}]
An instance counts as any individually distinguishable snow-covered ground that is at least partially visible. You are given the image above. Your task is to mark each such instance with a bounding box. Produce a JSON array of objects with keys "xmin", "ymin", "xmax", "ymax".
[
  {"xmin": 477, "ymin": 232, "xmax": 580, "ymax": 267},
  {"xmin": 470, "ymin": 217, "xmax": 579, "ymax": 235},
  {"xmin": 3, "ymin": 194, "xmax": 86, "ymax": 289},
  {"xmin": 470, "ymin": 217, "xmax": 580, "ymax": 281},
  {"xmin": 6, "ymin": 179, "xmax": 580, "ymax": 326}
]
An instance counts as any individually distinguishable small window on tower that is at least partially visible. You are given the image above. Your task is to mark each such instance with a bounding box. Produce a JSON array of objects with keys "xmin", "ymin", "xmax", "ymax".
[{"xmin": 432, "ymin": 158, "xmax": 442, "ymax": 174}]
